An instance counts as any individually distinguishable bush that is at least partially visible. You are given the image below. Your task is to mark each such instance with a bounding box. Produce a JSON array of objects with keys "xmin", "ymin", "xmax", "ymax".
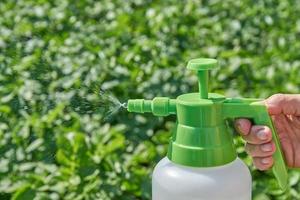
[{"xmin": 0, "ymin": 0, "xmax": 300, "ymax": 199}]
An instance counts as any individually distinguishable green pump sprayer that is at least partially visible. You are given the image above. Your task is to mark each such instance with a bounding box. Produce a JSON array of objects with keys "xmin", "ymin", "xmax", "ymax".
[{"xmin": 127, "ymin": 58, "xmax": 288, "ymax": 200}]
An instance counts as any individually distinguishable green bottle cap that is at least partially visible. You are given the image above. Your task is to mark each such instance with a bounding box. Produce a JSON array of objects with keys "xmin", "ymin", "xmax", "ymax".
[{"xmin": 168, "ymin": 58, "xmax": 235, "ymax": 167}]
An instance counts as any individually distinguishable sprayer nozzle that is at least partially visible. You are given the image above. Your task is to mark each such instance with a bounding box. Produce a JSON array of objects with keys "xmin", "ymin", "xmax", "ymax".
[
  {"xmin": 127, "ymin": 98, "xmax": 176, "ymax": 116},
  {"xmin": 127, "ymin": 99, "xmax": 151, "ymax": 113}
]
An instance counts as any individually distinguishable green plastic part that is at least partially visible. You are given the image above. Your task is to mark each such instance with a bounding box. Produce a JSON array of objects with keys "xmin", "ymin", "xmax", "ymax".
[
  {"xmin": 127, "ymin": 58, "xmax": 288, "ymax": 190},
  {"xmin": 187, "ymin": 58, "xmax": 218, "ymax": 99},
  {"xmin": 128, "ymin": 97, "xmax": 176, "ymax": 116}
]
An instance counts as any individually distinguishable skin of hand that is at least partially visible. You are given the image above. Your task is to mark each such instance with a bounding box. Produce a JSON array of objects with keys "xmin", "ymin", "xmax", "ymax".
[{"xmin": 235, "ymin": 94, "xmax": 300, "ymax": 170}]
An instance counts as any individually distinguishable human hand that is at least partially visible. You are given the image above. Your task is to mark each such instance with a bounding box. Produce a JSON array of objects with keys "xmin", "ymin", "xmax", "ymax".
[{"xmin": 235, "ymin": 94, "xmax": 300, "ymax": 170}]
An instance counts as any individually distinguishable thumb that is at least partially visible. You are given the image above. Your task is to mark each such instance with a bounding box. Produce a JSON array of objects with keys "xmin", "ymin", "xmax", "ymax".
[{"xmin": 265, "ymin": 94, "xmax": 300, "ymax": 116}]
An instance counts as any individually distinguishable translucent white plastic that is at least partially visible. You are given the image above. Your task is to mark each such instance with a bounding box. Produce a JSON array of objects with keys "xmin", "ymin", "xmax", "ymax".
[{"xmin": 152, "ymin": 157, "xmax": 251, "ymax": 200}]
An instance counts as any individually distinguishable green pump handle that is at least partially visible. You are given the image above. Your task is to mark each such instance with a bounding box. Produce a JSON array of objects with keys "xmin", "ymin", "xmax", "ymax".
[{"xmin": 127, "ymin": 58, "xmax": 288, "ymax": 190}]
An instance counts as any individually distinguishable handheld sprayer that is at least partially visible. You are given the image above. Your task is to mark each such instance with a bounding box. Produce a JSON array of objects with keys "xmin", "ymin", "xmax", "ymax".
[{"xmin": 127, "ymin": 58, "xmax": 288, "ymax": 199}]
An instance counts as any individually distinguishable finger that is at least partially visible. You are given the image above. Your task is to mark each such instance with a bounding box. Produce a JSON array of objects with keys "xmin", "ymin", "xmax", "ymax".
[
  {"xmin": 245, "ymin": 142, "xmax": 275, "ymax": 157},
  {"xmin": 242, "ymin": 125, "xmax": 272, "ymax": 144},
  {"xmin": 266, "ymin": 94, "xmax": 300, "ymax": 116},
  {"xmin": 235, "ymin": 118, "xmax": 252, "ymax": 135},
  {"xmin": 253, "ymin": 156, "xmax": 274, "ymax": 170}
]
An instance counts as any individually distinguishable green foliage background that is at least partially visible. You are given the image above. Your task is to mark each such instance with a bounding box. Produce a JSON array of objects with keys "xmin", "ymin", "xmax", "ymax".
[{"xmin": 0, "ymin": 0, "xmax": 300, "ymax": 199}]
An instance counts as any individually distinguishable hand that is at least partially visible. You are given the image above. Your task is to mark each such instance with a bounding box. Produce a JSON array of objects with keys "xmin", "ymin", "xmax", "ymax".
[{"xmin": 235, "ymin": 94, "xmax": 300, "ymax": 170}]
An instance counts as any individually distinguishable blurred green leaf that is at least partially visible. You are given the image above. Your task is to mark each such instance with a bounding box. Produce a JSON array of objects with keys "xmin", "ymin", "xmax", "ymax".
[
  {"xmin": 1, "ymin": 0, "xmax": 300, "ymax": 199},
  {"xmin": 12, "ymin": 185, "xmax": 35, "ymax": 200}
]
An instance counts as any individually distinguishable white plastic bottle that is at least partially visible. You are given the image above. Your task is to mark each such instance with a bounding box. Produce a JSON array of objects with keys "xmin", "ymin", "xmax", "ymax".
[{"xmin": 152, "ymin": 157, "xmax": 251, "ymax": 200}]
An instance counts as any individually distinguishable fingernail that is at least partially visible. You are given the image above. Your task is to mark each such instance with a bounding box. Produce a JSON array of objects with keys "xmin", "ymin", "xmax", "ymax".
[
  {"xmin": 235, "ymin": 121, "xmax": 244, "ymax": 134},
  {"xmin": 261, "ymin": 143, "xmax": 272, "ymax": 152},
  {"xmin": 257, "ymin": 130, "xmax": 267, "ymax": 140},
  {"xmin": 261, "ymin": 158, "xmax": 270, "ymax": 164}
]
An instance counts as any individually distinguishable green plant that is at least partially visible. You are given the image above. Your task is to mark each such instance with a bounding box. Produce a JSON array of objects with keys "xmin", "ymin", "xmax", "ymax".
[{"xmin": 0, "ymin": 0, "xmax": 300, "ymax": 199}]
